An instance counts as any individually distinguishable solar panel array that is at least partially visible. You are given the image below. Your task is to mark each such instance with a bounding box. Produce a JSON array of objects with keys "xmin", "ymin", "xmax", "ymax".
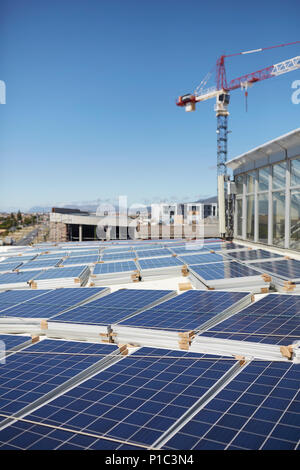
[
  {"xmin": 93, "ymin": 261, "xmax": 137, "ymax": 275},
  {"xmin": 190, "ymin": 261, "xmax": 262, "ymax": 281},
  {"xmin": 164, "ymin": 361, "xmax": 300, "ymax": 450},
  {"xmin": 227, "ymin": 249, "xmax": 283, "ymax": 262},
  {"xmin": 51, "ymin": 289, "xmax": 174, "ymax": 325},
  {"xmin": 0, "ymin": 238, "xmax": 299, "ymax": 450},
  {"xmin": 117, "ymin": 290, "xmax": 251, "ymax": 331},
  {"xmin": 0, "ymin": 287, "xmax": 108, "ymax": 319},
  {"xmin": 138, "ymin": 257, "xmax": 183, "ymax": 270},
  {"xmin": 178, "ymin": 253, "xmax": 225, "ymax": 266},
  {"xmin": 0, "ymin": 348, "xmax": 235, "ymax": 449},
  {"xmin": 248, "ymin": 259, "xmax": 300, "ymax": 282},
  {"xmin": 201, "ymin": 293, "xmax": 300, "ymax": 345},
  {"xmin": 0, "ymin": 340, "xmax": 117, "ymax": 420}
]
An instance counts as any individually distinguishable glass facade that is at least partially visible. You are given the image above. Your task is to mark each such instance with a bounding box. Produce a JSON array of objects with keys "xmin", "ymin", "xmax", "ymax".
[
  {"xmin": 290, "ymin": 190, "xmax": 300, "ymax": 250},
  {"xmin": 236, "ymin": 198, "xmax": 243, "ymax": 237},
  {"xmin": 246, "ymin": 195, "xmax": 255, "ymax": 240},
  {"xmin": 272, "ymin": 191, "xmax": 285, "ymax": 247},
  {"xmin": 234, "ymin": 155, "xmax": 300, "ymax": 251},
  {"xmin": 235, "ymin": 175, "xmax": 244, "ymax": 195},
  {"xmin": 258, "ymin": 193, "xmax": 268, "ymax": 243},
  {"xmin": 258, "ymin": 167, "xmax": 269, "ymax": 192},
  {"xmin": 291, "ymin": 157, "xmax": 300, "ymax": 187},
  {"xmin": 272, "ymin": 162, "xmax": 286, "ymax": 189}
]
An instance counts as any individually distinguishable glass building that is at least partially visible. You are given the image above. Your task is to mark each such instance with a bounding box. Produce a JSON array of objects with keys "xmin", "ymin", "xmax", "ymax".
[{"xmin": 226, "ymin": 128, "xmax": 300, "ymax": 251}]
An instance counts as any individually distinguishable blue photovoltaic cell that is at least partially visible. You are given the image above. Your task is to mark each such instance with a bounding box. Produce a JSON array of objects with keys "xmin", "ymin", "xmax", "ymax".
[
  {"xmin": 0, "ymin": 255, "xmax": 37, "ymax": 263},
  {"xmin": 247, "ymin": 259, "xmax": 300, "ymax": 282},
  {"xmin": 0, "ymin": 287, "xmax": 107, "ymax": 319},
  {"xmin": 213, "ymin": 243, "xmax": 245, "ymax": 252},
  {"xmin": 0, "ymin": 270, "xmax": 43, "ymax": 285},
  {"xmin": 0, "ymin": 262, "xmax": 23, "ymax": 272},
  {"xmin": 0, "ymin": 348, "xmax": 235, "ymax": 449},
  {"xmin": 93, "ymin": 261, "xmax": 137, "ymax": 275},
  {"xmin": 136, "ymin": 249, "xmax": 173, "ymax": 259},
  {"xmin": 68, "ymin": 250, "xmax": 100, "ymax": 258},
  {"xmin": 0, "ymin": 289, "xmax": 51, "ymax": 308},
  {"xmin": 227, "ymin": 249, "xmax": 283, "ymax": 262},
  {"xmin": 51, "ymin": 289, "xmax": 173, "ymax": 325},
  {"xmin": 0, "ymin": 340, "xmax": 118, "ymax": 421},
  {"xmin": 138, "ymin": 257, "xmax": 183, "ymax": 270},
  {"xmin": 32, "ymin": 266, "xmax": 87, "ymax": 281},
  {"xmin": 26, "ymin": 287, "xmax": 107, "ymax": 306},
  {"xmin": 0, "ymin": 334, "xmax": 31, "ymax": 354},
  {"xmin": 164, "ymin": 361, "xmax": 300, "ymax": 450},
  {"xmin": 117, "ymin": 290, "xmax": 250, "ymax": 331},
  {"xmin": 101, "ymin": 252, "xmax": 136, "ymax": 262},
  {"xmin": 178, "ymin": 253, "xmax": 225, "ymax": 266},
  {"xmin": 169, "ymin": 246, "xmax": 207, "ymax": 255},
  {"xmin": 201, "ymin": 293, "xmax": 300, "ymax": 345},
  {"xmin": 0, "ymin": 421, "xmax": 141, "ymax": 450},
  {"xmin": 102, "ymin": 247, "xmax": 134, "ymax": 254},
  {"xmin": 62, "ymin": 256, "xmax": 99, "ymax": 265},
  {"xmin": 190, "ymin": 261, "xmax": 261, "ymax": 280},
  {"xmin": 19, "ymin": 259, "xmax": 62, "ymax": 270},
  {"xmin": 34, "ymin": 252, "xmax": 69, "ymax": 260}
]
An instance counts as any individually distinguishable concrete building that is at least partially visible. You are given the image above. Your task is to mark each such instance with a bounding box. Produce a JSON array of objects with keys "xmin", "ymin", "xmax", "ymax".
[
  {"xmin": 227, "ymin": 128, "xmax": 300, "ymax": 251},
  {"xmin": 49, "ymin": 202, "xmax": 219, "ymax": 243}
]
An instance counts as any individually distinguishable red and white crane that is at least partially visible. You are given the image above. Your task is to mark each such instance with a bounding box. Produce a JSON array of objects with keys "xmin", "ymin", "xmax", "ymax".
[{"xmin": 176, "ymin": 41, "xmax": 300, "ymax": 176}]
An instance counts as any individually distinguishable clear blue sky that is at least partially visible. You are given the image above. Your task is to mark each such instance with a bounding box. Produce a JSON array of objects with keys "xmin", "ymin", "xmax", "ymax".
[{"xmin": 0, "ymin": 0, "xmax": 299, "ymax": 211}]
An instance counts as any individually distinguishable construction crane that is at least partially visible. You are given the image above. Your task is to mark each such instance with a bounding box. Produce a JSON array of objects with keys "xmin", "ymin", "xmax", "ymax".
[{"xmin": 176, "ymin": 41, "xmax": 300, "ymax": 236}]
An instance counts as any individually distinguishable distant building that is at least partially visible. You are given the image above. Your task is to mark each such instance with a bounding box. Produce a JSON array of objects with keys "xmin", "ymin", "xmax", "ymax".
[
  {"xmin": 227, "ymin": 128, "xmax": 300, "ymax": 251},
  {"xmin": 49, "ymin": 200, "xmax": 219, "ymax": 242}
]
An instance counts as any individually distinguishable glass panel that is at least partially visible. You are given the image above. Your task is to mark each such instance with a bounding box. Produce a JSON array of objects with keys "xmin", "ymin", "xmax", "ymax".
[
  {"xmin": 258, "ymin": 193, "xmax": 268, "ymax": 244},
  {"xmin": 246, "ymin": 171, "xmax": 256, "ymax": 193},
  {"xmin": 236, "ymin": 198, "xmax": 243, "ymax": 237},
  {"xmin": 246, "ymin": 195, "xmax": 255, "ymax": 240},
  {"xmin": 290, "ymin": 190, "xmax": 300, "ymax": 251},
  {"xmin": 235, "ymin": 175, "xmax": 244, "ymax": 195},
  {"xmin": 272, "ymin": 162, "xmax": 286, "ymax": 189},
  {"xmin": 291, "ymin": 157, "xmax": 300, "ymax": 187},
  {"xmin": 273, "ymin": 191, "xmax": 285, "ymax": 247},
  {"xmin": 258, "ymin": 167, "xmax": 269, "ymax": 192}
]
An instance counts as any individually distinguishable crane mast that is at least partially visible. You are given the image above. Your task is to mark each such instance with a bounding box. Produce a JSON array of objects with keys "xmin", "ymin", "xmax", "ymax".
[{"xmin": 176, "ymin": 42, "xmax": 300, "ymax": 237}]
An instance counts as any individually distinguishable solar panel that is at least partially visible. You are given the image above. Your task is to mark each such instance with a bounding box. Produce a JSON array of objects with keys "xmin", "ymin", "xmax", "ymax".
[
  {"xmin": 164, "ymin": 361, "xmax": 300, "ymax": 450},
  {"xmin": 117, "ymin": 291, "xmax": 251, "ymax": 331},
  {"xmin": 35, "ymin": 252, "xmax": 69, "ymax": 260},
  {"xmin": 0, "ymin": 340, "xmax": 118, "ymax": 423},
  {"xmin": 0, "ymin": 348, "xmax": 235, "ymax": 449},
  {"xmin": 0, "ymin": 262, "xmax": 23, "ymax": 272},
  {"xmin": 50, "ymin": 289, "xmax": 174, "ymax": 325},
  {"xmin": 101, "ymin": 252, "xmax": 136, "ymax": 262},
  {"xmin": 93, "ymin": 261, "xmax": 137, "ymax": 275},
  {"xmin": 0, "ymin": 334, "xmax": 32, "ymax": 357},
  {"xmin": 62, "ymin": 256, "xmax": 99, "ymax": 266},
  {"xmin": 138, "ymin": 257, "xmax": 183, "ymax": 270},
  {"xmin": 169, "ymin": 246, "xmax": 208, "ymax": 255},
  {"xmin": 227, "ymin": 250, "xmax": 283, "ymax": 262},
  {"xmin": 68, "ymin": 250, "xmax": 100, "ymax": 258},
  {"xmin": 178, "ymin": 253, "xmax": 225, "ymax": 266},
  {"xmin": 201, "ymin": 293, "xmax": 300, "ymax": 345},
  {"xmin": 19, "ymin": 259, "xmax": 62, "ymax": 270},
  {"xmin": 0, "ymin": 289, "xmax": 51, "ymax": 311},
  {"xmin": 213, "ymin": 243, "xmax": 245, "ymax": 252},
  {"xmin": 0, "ymin": 270, "xmax": 42, "ymax": 285},
  {"xmin": 0, "ymin": 421, "xmax": 141, "ymax": 450},
  {"xmin": 32, "ymin": 266, "xmax": 88, "ymax": 281},
  {"xmin": 190, "ymin": 261, "xmax": 262, "ymax": 281},
  {"xmin": 0, "ymin": 287, "xmax": 108, "ymax": 319},
  {"xmin": 136, "ymin": 249, "xmax": 172, "ymax": 259},
  {"xmin": 247, "ymin": 259, "xmax": 300, "ymax": 282}
]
